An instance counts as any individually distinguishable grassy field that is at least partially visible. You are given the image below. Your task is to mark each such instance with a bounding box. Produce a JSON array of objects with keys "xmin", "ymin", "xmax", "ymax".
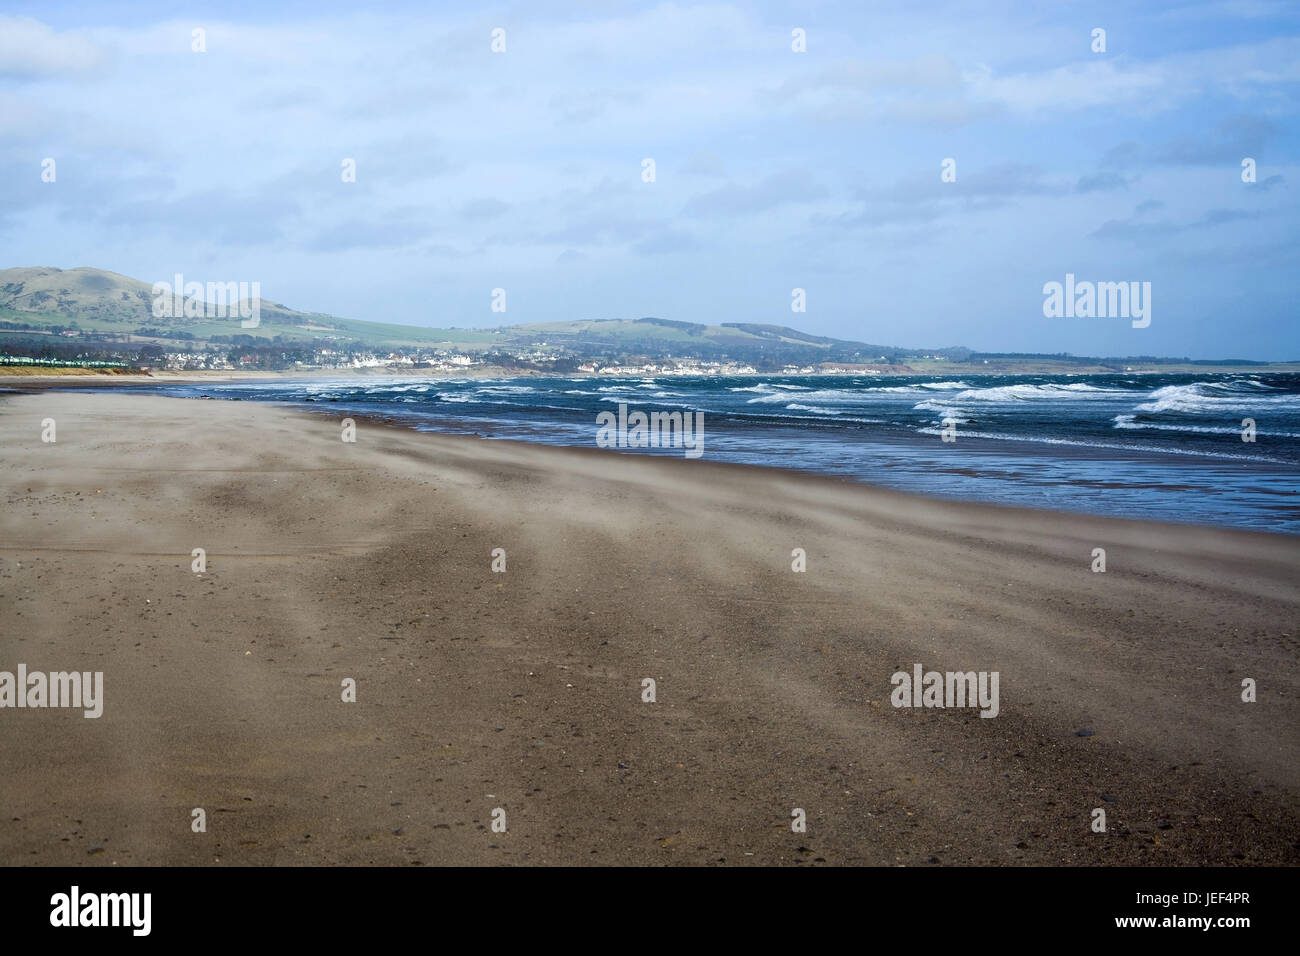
[{"xmin": 0, "ymin": 306, "xmax": 498, "ymax": 349}]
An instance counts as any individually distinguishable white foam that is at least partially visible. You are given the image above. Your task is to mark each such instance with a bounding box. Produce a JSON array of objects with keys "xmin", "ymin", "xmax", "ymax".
[{"xmin": 1134, "ymin": 382, "xmax": 1300, "ymax": 414}]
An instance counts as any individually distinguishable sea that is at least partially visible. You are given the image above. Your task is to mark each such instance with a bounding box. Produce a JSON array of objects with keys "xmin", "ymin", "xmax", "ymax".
[{"xmin": 103, "ymin": 372, "xmax": 1300, "ymax": 534}]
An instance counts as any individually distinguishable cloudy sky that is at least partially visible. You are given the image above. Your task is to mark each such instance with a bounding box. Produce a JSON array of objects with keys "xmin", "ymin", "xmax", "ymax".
[{"xmin": 2, "ymin": 0, "xmax": 1297, "ymax": 359}]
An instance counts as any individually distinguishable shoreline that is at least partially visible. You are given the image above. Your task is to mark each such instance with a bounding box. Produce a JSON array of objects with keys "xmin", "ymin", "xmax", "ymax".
[
  {"xmin": 8, "ymin": 383, "xmax": 1300, "ymax": 538},
  {"xmin": 4, "ymin": 361, "xmax": 1299, "ymax": 389},
  {"xmin": 319, "ymin": 404, "xmax": 1300, "ymax": 538},
  {"xmin": 8, "ymin": 379, "xmax": 1298, "ymax": 538},
  {"xmin": 1, "ymin": 391, "xmax": 1297, "ymax": 865}
]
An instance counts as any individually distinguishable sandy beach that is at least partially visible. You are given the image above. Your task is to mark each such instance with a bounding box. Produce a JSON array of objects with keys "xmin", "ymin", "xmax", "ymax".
[{"xmin": 1, "ymin": 390, "xmax": 1297, "ymax": 866}]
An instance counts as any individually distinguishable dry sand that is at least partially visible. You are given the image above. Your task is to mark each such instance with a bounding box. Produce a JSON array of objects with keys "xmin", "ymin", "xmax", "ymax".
[{"xmin": 1, "ymin": 391, "xmax": 1297, "ymax": 866}]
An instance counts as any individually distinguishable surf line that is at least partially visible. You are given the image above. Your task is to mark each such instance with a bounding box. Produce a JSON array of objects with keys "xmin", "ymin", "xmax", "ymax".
[{"xmin": 596, "ymin": 402, "xmax": 705, "ymax": 459}]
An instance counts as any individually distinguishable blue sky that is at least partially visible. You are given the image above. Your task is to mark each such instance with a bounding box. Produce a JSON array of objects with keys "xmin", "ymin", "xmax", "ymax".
[{"xmin": 2, "ymin": 0, "xmax": 1297, "ymax": 358}]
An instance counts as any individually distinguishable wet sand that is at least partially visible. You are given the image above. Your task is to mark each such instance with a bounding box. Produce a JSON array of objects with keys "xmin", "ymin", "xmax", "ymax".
[{"xmin": 1, "ymin": 391, "xmax": 1297, "ymax": 865}]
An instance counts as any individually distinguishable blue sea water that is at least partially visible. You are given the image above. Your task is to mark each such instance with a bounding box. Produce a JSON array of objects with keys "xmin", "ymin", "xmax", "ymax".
[{"xmin": 106, "ymin": 372, "xmax": 1300, "ymax": 534}]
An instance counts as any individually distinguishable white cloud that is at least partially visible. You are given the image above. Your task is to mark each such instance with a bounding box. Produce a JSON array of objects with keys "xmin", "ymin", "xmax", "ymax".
[{"xmin": 0, "ymin": 16, "xmax": 107, "ymax": 77}]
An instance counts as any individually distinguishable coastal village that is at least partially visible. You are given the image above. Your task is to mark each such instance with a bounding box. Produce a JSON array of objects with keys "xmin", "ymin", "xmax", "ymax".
[
  {"xmin": 150, "ymin": 349, "xmax": 847, "ymax": 376},
  {"xmin": 1, "ymin": 345, "xmax": 874, "ymax": 377}
]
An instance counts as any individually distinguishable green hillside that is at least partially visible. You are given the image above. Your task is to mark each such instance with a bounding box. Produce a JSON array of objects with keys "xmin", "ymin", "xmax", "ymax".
[
  {"xmin": 0, "ymin": 267, "xmax": 892, "ymax": 362},
  {"xmin": 500, "ymin": 316, "xmax": 897, "ymax": 360},
  {"xmin": 3, "ymin": 268, "xmax": 1292, "ymax": 373},
  {"xmin": 0, "ymin": 267, "xmax": 493, "ymax": 348}
]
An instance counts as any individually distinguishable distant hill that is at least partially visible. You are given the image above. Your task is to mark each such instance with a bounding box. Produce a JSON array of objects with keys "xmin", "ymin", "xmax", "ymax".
[
  {"xmin": 3, "ymin": 267, "xmax": 1291, "ymax": 372},
  {"xmin": 498, "ymin": 316, "xmax": 902, "ymax": 362},
  {"xmin": 0, "ymin": 266, "xmax": 905, "ymax": 363},
  {"xmin": 0, "ymin": 267, "xmax": 492, "ymax": 347}
]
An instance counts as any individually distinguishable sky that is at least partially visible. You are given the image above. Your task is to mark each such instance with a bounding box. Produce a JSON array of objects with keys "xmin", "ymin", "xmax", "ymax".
[{"xmin": 1, "ymin": 0, "xmax": 1297, "ymax": 359}]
